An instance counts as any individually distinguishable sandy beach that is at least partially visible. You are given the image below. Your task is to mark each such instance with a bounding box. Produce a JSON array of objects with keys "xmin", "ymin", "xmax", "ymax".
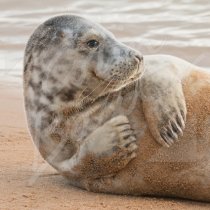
[{"xmin": 0, "ymin": 81, "xmax": 210, "ymax": 210}]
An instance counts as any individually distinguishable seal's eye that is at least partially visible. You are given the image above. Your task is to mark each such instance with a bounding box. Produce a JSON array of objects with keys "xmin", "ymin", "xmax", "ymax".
[{"xmin": 87, "ymin": 40, "xmax": 99, "ymax": 48}]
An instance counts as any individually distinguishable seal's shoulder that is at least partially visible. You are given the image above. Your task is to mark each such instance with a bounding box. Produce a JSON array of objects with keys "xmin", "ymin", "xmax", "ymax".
[
  {"xmin": 144, "ymin": 54, "xmax": 191, "ymax": 67},
  {"xmin": 144, "ymin": 54, "xmax": 195, "ymax": 80}
]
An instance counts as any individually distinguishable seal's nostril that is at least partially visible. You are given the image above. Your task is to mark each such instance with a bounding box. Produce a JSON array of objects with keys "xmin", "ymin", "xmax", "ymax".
[
  {"xmin": 129, "ymin": 51, "xmax": 143, "ymax": 63},
  {"xmin": 135, "ymin": 55, "xmax": 143, "ymax": 63}
]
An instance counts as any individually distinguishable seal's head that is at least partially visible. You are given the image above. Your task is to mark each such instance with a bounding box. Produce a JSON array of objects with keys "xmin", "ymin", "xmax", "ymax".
[{"xmin": 24, "ymin": 15, "xmax": 143, "ymax": 105}]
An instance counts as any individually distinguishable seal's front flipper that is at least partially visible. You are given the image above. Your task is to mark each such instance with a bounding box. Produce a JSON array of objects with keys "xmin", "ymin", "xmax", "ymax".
[
  {"xmin": 140, "ymin": 71, "xmax": 187, "ymax": 147},
  {"xmin": 57, "ymin": 115, "xmax": 137, "ymax": 178}
]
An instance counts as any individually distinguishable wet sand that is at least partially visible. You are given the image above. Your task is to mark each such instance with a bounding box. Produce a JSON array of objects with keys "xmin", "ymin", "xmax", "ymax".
[{"xmin": 1, "ymin": 81, "xmax": 210, "ymax": 210}]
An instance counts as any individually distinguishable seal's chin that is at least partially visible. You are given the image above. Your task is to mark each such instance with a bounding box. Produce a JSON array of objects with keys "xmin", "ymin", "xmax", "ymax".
[{"xmin": 112, "ymin": 71, "xmax": 142, "ymax": 91}]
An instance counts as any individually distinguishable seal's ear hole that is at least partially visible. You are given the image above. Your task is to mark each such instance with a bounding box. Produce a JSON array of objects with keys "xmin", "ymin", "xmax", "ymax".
[{"xmin": 87, "ymin": 40, "xmax": 99, "ymax": 48}]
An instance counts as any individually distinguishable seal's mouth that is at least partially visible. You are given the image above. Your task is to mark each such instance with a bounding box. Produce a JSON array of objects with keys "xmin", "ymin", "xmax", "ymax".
[
  {"xmin": 90, "ymin": 70, "xmax": 105, "ymax": 82},
  {"xmin": 129, "ymin": 59, "xmax": 145, "ymax": 82},
  {"xmin": 91, "ymin": 58, "xmax": 144, "ymax": 90},
  {"xmin": 111, "ymin": 58, "xmax": 145, "ymax": 89}
]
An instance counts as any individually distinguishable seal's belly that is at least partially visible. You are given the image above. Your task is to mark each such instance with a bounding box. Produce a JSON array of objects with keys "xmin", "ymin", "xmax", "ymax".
[{"xmin": 105, "ymin": 70, "xmax": 210, "ymax": 200}]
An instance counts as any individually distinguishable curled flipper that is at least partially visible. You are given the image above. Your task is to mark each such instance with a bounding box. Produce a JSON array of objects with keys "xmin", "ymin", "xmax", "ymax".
[{"xmin": 140, "ymin": 69, "xmax": 187, "ymax": 147}]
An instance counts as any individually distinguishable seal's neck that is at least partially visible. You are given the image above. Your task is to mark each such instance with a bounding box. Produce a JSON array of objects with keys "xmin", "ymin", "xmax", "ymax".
[
  {"xmin": 59, "ymin": 81, "xmax": 138, "ymax": 118},
  {"xmin": 59, "ymin": 90, "xmax": 119, "ymax": 118}
]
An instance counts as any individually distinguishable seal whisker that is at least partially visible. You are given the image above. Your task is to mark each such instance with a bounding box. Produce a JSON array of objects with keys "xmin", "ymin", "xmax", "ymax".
[
  {"xmin": 78, "ymin": 80, "xmax": 106, "ymax": 103},
  {"xmin": 77, "ymin": 86, "xmax": 89, "ymax": 100},
  {"xmin": 98, "ymin": 77, "xmax": 115, "ymax": 97}
]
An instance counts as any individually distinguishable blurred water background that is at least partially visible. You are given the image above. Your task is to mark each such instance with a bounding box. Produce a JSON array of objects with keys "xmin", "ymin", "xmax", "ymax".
[{"xmin": 0, "ymin": 0, "xmax": 210, "ymax": 82}]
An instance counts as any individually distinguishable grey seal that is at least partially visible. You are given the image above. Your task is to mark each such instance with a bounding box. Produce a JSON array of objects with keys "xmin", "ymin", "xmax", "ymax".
[{"xmin": 24, "ymin": 15, "xmax": 210, "ymax": 202}]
